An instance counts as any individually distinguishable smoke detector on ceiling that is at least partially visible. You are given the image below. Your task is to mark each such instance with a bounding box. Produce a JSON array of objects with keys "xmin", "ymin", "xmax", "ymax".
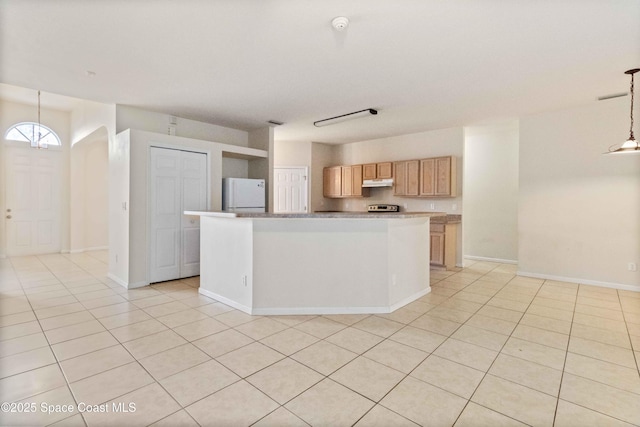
[{"xmin": 331, "ymin": 17, "xmax": 349, "ymax": 31}]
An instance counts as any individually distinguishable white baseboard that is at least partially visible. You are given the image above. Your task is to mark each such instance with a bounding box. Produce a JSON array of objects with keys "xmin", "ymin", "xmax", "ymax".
[
  {"xmin": 464, "ymin": 255, "xmax": 518, "ymax": 265},
  {"xmin": 199, "ymin": 286, "xmax": 432, "ymax": 315},
  {"xmin": 199, "ymin": 288, "xmax": 253, "ymax": 314},
  {"xmin": 517, "ymin": 270, "xmax": 640, "ymax": 293},
  {"xmin": 389, "ymin": 286, "xmax": 432, "ymax": 312},
  {"xmin": 106, "ymin": 273, "xmax": 149, "ymax": 290},
  {"xmin": 69, "ymin": 246, "xmax": 109, "ymax": 254}
]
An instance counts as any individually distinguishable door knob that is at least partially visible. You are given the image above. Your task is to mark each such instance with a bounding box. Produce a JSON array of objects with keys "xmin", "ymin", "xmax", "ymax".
[{"xmin": 6, "ymin": 215, "xmax": 11, "ymax": 219}]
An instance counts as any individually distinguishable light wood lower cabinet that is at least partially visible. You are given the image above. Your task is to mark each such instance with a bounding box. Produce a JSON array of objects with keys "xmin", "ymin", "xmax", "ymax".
[{"xmin": 430, "ymin": 223, "xmax": 457, "ymax": 270}]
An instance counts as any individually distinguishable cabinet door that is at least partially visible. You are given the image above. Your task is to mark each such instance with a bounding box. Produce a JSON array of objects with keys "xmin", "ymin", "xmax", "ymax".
[
  {"xmin": 323, "ymin": 166, "xmax": 342, "ymax": 198},
  {"xmin": 430, "ymin": 232, "xmax": 445, "ymax": 266},
  {"xmin": 406, "ymin": 160, "xmax": 420, "ymax": 196},
  {"xmin": 435, "ymin": 157, "xmax": 456, "ymax": 196},
  {"xmin": 362, "ymin": 163, "xmax": 377, "ymax": 180},
  {"xmin": 352, "ymin": 165, "xmax": 363, "ymax": 197},
  {"xmin": 377, "ymin": 162, "xmax": 393, "ymax": 179},
  {"xmin": 420, "ymin": 158, "xmax": 435, "ymax": 196},
  {"xmin": 393, "ymin": 161, "xmax": 406, "ymax": 195},
  {"xmin": 341, "ymin": 166, "xmax": 353, "ymax": 196}
]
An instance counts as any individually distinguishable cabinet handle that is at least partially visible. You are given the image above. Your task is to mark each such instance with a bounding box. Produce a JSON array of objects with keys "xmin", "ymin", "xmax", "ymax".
[{"xmin": 6, "ymin": 215, "xmax": 12, "ymax": 219}]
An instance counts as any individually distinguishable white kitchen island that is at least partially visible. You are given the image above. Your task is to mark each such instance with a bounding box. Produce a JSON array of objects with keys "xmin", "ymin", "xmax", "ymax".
[{"xmin": 185, "ymin": 211, "xmax": 445, "ymax": 315}]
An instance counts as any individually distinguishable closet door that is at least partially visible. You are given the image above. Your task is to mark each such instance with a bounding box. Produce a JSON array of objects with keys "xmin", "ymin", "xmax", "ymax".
[
  {"xmin": 150, "ymin": 147, "xmax": 207, "ymax": 283},
  {"xmin": 150, "ymin": 147, "xmax": 181, "ymax": 282},
  {"xmin": 180, "ymin": 151, "xmax": 207, "ymax": 278}
]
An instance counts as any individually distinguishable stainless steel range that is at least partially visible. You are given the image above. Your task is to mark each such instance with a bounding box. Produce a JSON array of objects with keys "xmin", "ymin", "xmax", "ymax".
[{"xmin": 367, "ymin": 204, "xmax": 400, "ymax": 213}]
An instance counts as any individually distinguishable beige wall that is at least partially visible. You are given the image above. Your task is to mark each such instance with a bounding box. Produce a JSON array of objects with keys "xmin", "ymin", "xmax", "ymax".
[
  {"xmin": 274, "ymin": 140, "xmax": 312, "ymax": 167},
  {"xmin": 519, "ymin": 98, "xmax": 640, "ymax": 289},
  {"xmin": 311, "ymin": 142, "xmax": 340, "ymax": 212},
  {"xmin": 115, "ymin": 105, "xmax": 249, "ymax": 147},
  {"xmin": 463, "ymin": 121, "xmax": 519, "ymax": 263}
]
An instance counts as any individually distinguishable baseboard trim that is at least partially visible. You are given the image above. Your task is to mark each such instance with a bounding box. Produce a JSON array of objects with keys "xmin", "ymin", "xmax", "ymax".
[
  {"xmin": 199, "ymin": 286, "xmax": 432, "ymax": 315},
  {"xmin": 70, "ymin": 246, "xmax": 109, "ymax": 254},
  {"xmin": 388, "ymin": 286, "xmax": 432, "ymax": 312},
  {"xmin": 106, "ymin": 273, "xmax": 149, "ymax": 290},
  {"xmin": 199, "ymin": 288, "xmax": 253, "ymax": 314},
  {"xmin": 517, "ymin": 270, "xmax": 640, "ymax": 292},
  {"xmin": 464, "ymin": 255, "xmax": 518, "ymax": 265}
]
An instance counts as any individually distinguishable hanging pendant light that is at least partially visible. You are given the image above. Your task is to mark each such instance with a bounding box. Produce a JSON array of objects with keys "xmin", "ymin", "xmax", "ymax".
[
  {"xmin": 33, "ymin": 90, "xmax": 48, "ymax": 149},
  {"xmin": 606, "ymin": 68, "xmax": 640, "ymax": 154}
]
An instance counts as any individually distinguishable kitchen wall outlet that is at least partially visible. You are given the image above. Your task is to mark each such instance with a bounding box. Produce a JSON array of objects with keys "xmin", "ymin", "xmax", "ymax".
[
  {"xmin": 629, "ymin": 263, "xmax": 637, "ymax": 272},
  {"xmin": 242, "ymin": 275, "xmax": 248, "ymax": 286},
  {"xmin": 403, "ymin": 203, "xmax": 408, "ymax": 209},
  {"xmin": 429, "ymin": 203, "xmax": 435, "ymax": 210},
  {"xmin": 452, "ymin": 203, "xmax": 458, "ymax": 211}
]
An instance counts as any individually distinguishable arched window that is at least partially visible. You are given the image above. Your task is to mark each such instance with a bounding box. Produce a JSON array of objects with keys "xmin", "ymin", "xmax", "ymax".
[{"xmin": 5, "ymin": 122, "xmax": 61, "ymax": 148}]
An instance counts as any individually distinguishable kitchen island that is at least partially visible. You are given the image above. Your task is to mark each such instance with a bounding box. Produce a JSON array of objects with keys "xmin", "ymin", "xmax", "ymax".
[{"xmin": 185, "ymin": 211, "xmax": 446, "ymax": 315}]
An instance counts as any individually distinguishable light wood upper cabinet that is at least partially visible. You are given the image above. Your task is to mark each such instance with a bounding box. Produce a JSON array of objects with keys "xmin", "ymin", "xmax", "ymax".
[
  {"xmin": 420, "ymin": 156, "xmax": 457, "ymax": 197},
  {"xmin": 341, "ymin": 166, "xmax": 353, "ymax": 196},
  {"xmin": 377, "ymin": 162, "xmax": 393, "ymax": 179},
  {"xmin": 394, "ymin": 160, "xmax": 419, "ymax": 196},
  {"xmin": 351, "ymin": 165, "xmax": 365, "ymax": 197},
  {"xmin": 323, "ymin": 166, "xmax": 342, "ymax": 198},
  {"xmin": 323, "ymin": 165, "xmax": 368, "ymax": 198},
  {"xmin": 363, "ymin": 162, "xmax": 393, "ymax": 180},
  {"xmin": 363, "ymin": 163, "xmax": 377, "ymax": 180}
]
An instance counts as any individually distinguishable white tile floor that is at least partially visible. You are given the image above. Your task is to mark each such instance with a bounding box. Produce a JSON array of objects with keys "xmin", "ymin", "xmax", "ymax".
[{"xmin": 1, "ymin": 252, "xmax": 639, "ymax": 426}]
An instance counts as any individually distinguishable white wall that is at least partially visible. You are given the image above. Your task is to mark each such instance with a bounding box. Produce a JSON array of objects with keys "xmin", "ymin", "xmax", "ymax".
[
  {"xmin": 110, "ymin": 129, "xmax": 268, "ymax": 287},
  {"xmin": 519, "ymin": 98, "xmax": 640, "ymax": 289},
  {"xmin": 116, "ymin": 105, "xmax": 249, "ymax": 147},
  {"xmin": 336, "ymin": 127, "xmax": 464, "ymax": 214},
  {"xmin": 463, "ymin": 121, "xmax": 519, "ymax": 263},
  {"xmin": 0, "ymin": 99, "xmax": 71, "ymax": 256},
  {"xmin": 274, "ymin": 140, "xmax": 312, "ymax": 167},
  {"xmin": 70, "ymin": 127, "xmax": 109, "ymax": 252}
]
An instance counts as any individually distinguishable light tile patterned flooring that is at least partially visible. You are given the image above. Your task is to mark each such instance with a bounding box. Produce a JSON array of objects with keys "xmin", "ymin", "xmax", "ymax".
[{"xmin": 0, "ymin": 252, "xmax": 639, "ymax": 426}]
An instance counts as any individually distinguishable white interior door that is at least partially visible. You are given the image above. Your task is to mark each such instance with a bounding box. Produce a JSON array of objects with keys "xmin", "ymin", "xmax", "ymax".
[
  {"xmin": 180, "ymin": 151, "xmax": 207, "ymax": 278},
  {"xmin": 274, "ymin": 167, "xmax": 308, "ymax": 213},
  {"xmin": 150, "ymin": 147, "xmax": 207, "ymax": 283},
  {"xmin": 5, "ymin": 146, "xmax": 62, "ymax": 256}
]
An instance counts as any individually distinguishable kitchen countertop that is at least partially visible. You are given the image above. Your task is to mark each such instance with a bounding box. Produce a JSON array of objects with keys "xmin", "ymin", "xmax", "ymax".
[{"xmin": 185, "ymin": 210, "xmax": 448, "ymax": 219}]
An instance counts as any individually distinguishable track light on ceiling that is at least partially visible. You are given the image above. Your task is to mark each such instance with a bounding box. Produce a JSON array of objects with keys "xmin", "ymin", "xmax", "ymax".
[
  {"xmin": 605, "ymin": 68, "xmax": 640, "ymax": 155},
  {"xmin": 313, "ymin": 109, "xmax": 378, "ymax": 127}
]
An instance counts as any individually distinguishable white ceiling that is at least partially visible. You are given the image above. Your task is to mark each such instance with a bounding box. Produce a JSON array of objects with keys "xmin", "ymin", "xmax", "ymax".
[{"xmin": 1, "ymin": 0, "xmax": 638, "ymax": 144}]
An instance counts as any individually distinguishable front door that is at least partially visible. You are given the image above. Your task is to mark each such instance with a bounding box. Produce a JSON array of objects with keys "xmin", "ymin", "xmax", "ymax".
[
  {"xmin": 274, "ymin": 167, "xmax": 308, "ymax": 213},
  {"xmin": 5, "ymin": 146, "xmax": 62, "ymax": 256}
]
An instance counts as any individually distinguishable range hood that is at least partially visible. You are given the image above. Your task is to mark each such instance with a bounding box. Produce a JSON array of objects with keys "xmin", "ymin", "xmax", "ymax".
[{"xmin": 362, "ymin": 178, "xmax": 394, "ymax": 188}]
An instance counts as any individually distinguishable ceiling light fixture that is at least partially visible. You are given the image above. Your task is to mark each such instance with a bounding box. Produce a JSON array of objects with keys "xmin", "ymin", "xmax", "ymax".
[
  {"xmin": 314, "ymin": 109, "xmax": 378, "ymax": 127},
  {"xmin": 33, "ymin": 90, "xmax": 47, "ymax": 149},
  {"xmin": 606, "ymin": 68, "xmax": 640, "ymax": 155}
]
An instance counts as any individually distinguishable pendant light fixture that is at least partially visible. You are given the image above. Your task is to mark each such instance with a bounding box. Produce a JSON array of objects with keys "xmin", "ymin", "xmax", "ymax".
[
  {"xmin": 606, "ymin": 68, "xmax": 640, "ymax": 154},
  {"xmin": 33, "ymin": 90, "xmax": 48, "ymax": 149}
]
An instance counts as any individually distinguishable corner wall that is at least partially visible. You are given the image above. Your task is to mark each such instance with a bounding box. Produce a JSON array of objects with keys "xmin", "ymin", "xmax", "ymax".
[
  {"xmin": 519, "ymin": 98, "xmax": 640, "ymax": 289},
  {"xmin": 463, "ymin": 121, "xmax": 519, "ymax": 263}
]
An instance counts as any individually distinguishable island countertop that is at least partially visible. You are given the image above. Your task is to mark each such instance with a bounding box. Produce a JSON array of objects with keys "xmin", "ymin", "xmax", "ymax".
[{"xmin": 184, "ymin": 210, "xmax": 447, "ymax": 219}]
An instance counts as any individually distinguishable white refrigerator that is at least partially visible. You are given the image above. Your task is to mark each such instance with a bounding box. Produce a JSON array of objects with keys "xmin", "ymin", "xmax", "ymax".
[{"xmin": 222, "ymin": 178, "xmax": 266, "ymax": 212}]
